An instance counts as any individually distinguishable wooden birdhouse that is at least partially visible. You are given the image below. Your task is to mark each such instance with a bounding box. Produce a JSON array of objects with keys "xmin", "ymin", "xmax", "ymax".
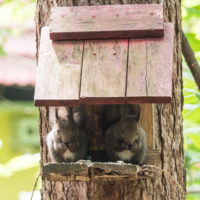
[{"xmin": 34, "ymin": 4, "xmax": 174, "ymax": 181}]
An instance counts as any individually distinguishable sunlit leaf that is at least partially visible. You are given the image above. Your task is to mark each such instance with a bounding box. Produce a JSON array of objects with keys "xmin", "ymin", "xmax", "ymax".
[
  {"xmin": 188, "ymin": 135, "xmax": 200, "ymax": 151},
  {"xmin": 187, "ymin": 193, "xmax": 200, "ymax": 200},
  {"xmin": 0, "ymin": 46, "xmax": 6, "ymax": 56},
  {"xmin": 186, "ymin": 6, "xmax": 200, "ymax": 18},
  {"xmin": 185, "ymin": 33, "xmax": 200, "ymax": 52}
]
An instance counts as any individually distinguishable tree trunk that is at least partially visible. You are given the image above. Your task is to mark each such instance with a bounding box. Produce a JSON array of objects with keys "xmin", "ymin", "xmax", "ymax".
[{"xmin": 35, "ymin": 0, "xmax": 185, "ymax": 199}]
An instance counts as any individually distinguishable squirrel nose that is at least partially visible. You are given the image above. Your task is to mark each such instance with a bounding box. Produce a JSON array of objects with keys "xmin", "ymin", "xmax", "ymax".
[
  {"xmin": 127, "ymin": 144, "xmax": 133, "ymax": 150},
  {"xmin": 64, "ymin": 142, "xmax": 69, "ymax": 146},
  {"xmin": 123, "ymin": 144, "xmax": 128, "ymax": 149}
]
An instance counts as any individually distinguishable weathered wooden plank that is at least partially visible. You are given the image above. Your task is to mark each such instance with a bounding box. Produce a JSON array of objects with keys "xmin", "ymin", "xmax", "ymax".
[
  {"xmin": 42, "ymin": 151, "xmax": 160, "ymax": 181},
  {"xmin": 43, "ymin": 163, "xmax": 88, "ymax": 175},
  {"xmin": 91, "ymin": 162, "xmax": 138, "ymax": 176},
  {"xmin": 34, "ymin": 27, "xmax": 83, "ymax": 106},
  {"xmin": 43, "ymin": 162, "xmax": 89, "ymax": 181},
  {"xmin": 139, "ymin": 104, "xmax": 154, "ymax": 148},
  {"xmin": 80, "ymin": 39, "xmax": 128, "ymax": 104},
  {"xmin": 126, "ymin": 39, "xmax": 147, "ymax": 98},
  {"xmin": 146, "ymin": 23, "xmax": 174, "ymax": 99},
  {"xmin": 126, "ymin": 23, "xmax": 174, "ymax": 103},
  {"xmin": 50, "ymin": 4, "xmax": 164, "ymax": 40},
  {"xmin": 144, "ymin": 149, "xmax": 160, "ymax": 165}
]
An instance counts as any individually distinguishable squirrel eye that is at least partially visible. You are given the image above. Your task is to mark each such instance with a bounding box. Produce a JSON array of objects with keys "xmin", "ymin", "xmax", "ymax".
[
  {"xmin": 120, "ymin": 141, "xmax": 125, "ymax": 146},
  {"xmin": 70, "ymin": 138, "xmax": 76, "ymax": 143},
  {"xmin": 117, "ymin": 139, "xmax": 122, "ymax": 145},
  {"xmin": 135, "ymin": 139, "xmax": 139, "ymax": 144},
  {"xmin": 57, "ymin": 138, "xmax": 62, "ymax": 143}
]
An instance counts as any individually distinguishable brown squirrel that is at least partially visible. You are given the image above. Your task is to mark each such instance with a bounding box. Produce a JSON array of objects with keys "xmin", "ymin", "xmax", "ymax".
[
  {"xmin": 105, "ymin": 105, "xmax": 147, "ymax": 164},
  {"xmin": 47, "ymin": 106, "xmax": 88, "ymax": 162}
]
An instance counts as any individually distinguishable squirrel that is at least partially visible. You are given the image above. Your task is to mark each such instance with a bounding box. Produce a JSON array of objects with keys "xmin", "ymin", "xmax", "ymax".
[
  {"xmin": 47, "ymin": 106, "xmax": 88, "ymax": 163},
  {"xmin": 105, "ymin": 105, "xmax": 147, "ymax": 164}
]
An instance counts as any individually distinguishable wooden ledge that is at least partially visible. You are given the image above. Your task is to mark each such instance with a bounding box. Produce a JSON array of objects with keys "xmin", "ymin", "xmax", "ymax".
[
  {"xmin": 43, "ymin": 162, "xmax": 138, "ymax": 181},
  {"xmin": 43, "ymin": 152, "xmax": 160, "ymax": 181},
  {"xmin": 42, "ymin": 162, "xmax": 158, "ymax": 181}
]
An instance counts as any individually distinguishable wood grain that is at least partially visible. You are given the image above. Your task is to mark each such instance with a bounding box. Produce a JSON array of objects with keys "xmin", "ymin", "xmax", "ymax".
[
  {"xmin": 126, "ymin": 23, "xmax": 174, "ymax": 103},
  {"xmin": 43, "ymin": 156, "xmax": 160, "ymax": 181},
  {"xmin": 34, "ymin": 27, "xmax": 83, "ymax": 106},
  {"xmin": 144, "ymin": 149, "xmax": 160, "ymax": 165},
  {"xmin": 35, "ymin": 24, "xmax": 173, "ymax": 106},
  {"xmin": 80, "ymin": 39, "xmax": 128, "ymax": 104},
  {"xmin": 50, "ymin": 4, "xmax": 164, "ymax": 40},
  {"xmin": 139, "ymin": 104, "xmax": 154, "ymax": 148},
  {"xmin": 43, "ymin": 162, "xmax": 88, "ymax": 176}
]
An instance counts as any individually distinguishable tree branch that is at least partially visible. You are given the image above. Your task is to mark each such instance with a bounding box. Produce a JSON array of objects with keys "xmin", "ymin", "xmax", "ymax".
[{"xmin": 182, "ymin": 31, "xmax": 200, "ymax": 90}]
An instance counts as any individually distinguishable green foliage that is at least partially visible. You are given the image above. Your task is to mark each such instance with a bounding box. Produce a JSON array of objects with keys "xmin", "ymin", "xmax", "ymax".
[
  {"xmin": 182, "ymin": 1, "xmax": 200, "ymax": 199},
  {"xmin": 187, "ymin": 194, "xmax": 200, "ymax": 200},
  {"xmin": 182, "ymin": 0, "xmax": 200, "ymax": 61},
  {"xmin": 183, "ymin": 68, "xmax": 200, "ymax": 186},
  {"xmin": 184, "ymin": 6, "xmax": 200, "ymax": 19},
  {"xmin": 185, "ymin": 33, "xmax": 200, "ymax": 52}
]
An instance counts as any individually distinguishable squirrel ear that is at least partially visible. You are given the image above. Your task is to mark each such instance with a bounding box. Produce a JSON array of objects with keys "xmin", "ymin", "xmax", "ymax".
[
  {"xmin": 56, "ymin": 118, "xmax": 70, "ymax": 128},
  {"xmin": 120, "ymin": 104, "xmax": 140, "ymax": 121},
  {"xmin": 130, "ymin": 104, "xmax": 140, "ymax": 121}
]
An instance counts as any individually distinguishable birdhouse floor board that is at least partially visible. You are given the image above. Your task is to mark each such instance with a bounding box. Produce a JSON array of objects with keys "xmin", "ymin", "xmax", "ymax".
[
  {"xmin": 50, "ymin": 4, "xmax": 164, "ymax": 40},
  {"xmin": 43, "ymin": 162, "xmax": 88, "ymax": 176},
  {"xmin": 43, "ymin": 150, "xmax": 160, "ymax": 181}
]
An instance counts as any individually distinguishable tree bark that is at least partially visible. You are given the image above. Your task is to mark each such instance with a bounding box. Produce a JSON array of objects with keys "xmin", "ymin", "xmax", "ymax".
[{"xmin": 35, "ymin": 0, "xmax": 185, "ymax": 199}]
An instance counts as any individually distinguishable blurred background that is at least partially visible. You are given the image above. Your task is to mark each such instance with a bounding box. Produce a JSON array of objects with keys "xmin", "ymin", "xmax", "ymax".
[
  {"xmin": 0, "ymin": 0, "xmax": 40, "ymax": 200},
  {"xmin": 0, "ymin": 0, "xmax": 199, "ymax": 199}
]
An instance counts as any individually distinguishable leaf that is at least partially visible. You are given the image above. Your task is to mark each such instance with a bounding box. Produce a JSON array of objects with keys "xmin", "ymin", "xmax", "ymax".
[
  {"xmin": 183, "ymin": 92, "xmax": 200, "ymax": 104},
  {"xmin": 186, "ymin": 108, "xmax": 200, "ymax": 124},
  {"xmin": 0, "ymin": 46, "xmax": 6, "ymax": 56},
  {"xmin": 186, "ymin": 6, "xmax": 200, "ymax": 18},
  {"xmin": 185, "ymin": 33, "xmax": 200, "ymax": 52},
  {"xmin": 187, "ymin": 194, "xmax": 200, "ymax": 200},
  {"xmin": 188, "ymin": 134, "xmax": 200, "ymax": 151}
]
